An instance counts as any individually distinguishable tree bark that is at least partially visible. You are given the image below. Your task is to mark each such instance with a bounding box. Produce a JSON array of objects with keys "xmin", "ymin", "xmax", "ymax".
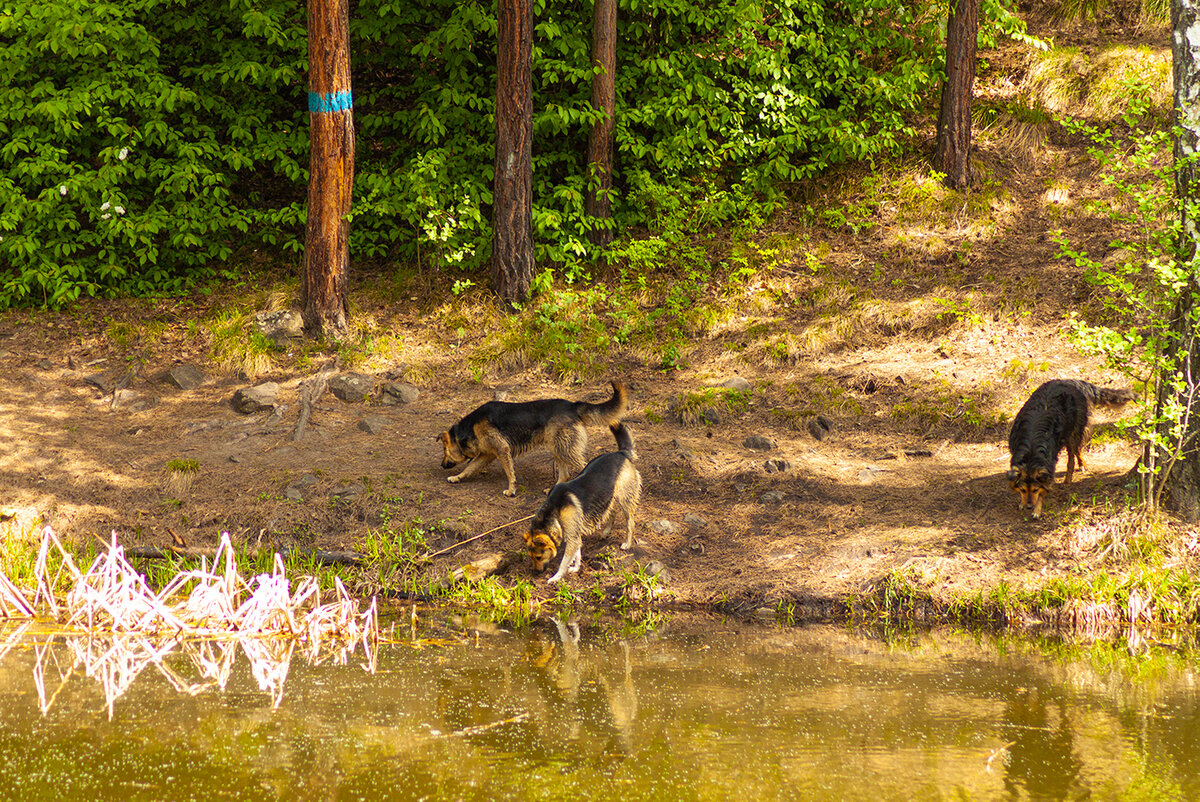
[
  {"xmin": 491, "ymin": 0, "xmax": 534, "ymax": 308},
  {"xmin": 303, "ymin": 0, "xmax": 355, "ymax": 338},
  {"xmin": 1157, "ymin": 0, "xmax": 1200, "ymax": 519},
  {"xmin": 934, "ymin": 0, "xmax": 979, "ymax": 189},
  {"xmin": 585, "ymin": 0, "xmax": 617, "ymax": 249}
]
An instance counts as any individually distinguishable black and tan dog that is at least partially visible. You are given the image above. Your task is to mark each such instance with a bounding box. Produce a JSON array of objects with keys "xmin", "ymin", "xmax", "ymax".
[
  {"xmin": 524, "ymin": 423, "xmax": 641, "ymax": 583},
  {"xmin": 439, "ymin": 381, "xmax": 629, "ymax": 497},
  {"xmin": 1007, "ymin": 379, "xmax": 1133, "ymax": 518}
]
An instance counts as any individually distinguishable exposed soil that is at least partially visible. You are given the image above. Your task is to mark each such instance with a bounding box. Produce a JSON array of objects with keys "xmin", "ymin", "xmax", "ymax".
[{"xmin": 0, "ymin": 11, "xmax": 1175, "ymax": 614}]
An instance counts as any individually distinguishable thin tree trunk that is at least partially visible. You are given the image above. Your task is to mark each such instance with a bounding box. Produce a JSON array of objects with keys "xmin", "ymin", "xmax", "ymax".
[
  {"xmin": 1157, "ymin": 0, "xmax": 1200, "ymax": 519},
  {"xmin": 934, "ymin": 0, "xmax": 979, "ymax": 189},
  {"xmin": 491, "ymin": 0, "xmax": 534, "ymax": 308},
  {"xmin": 303, "ymin": 0, "xmax": 354, "ymax": 338},
  {"xmin": 585, "ymin": 0, "xmax": 617, "ymax": 249}
]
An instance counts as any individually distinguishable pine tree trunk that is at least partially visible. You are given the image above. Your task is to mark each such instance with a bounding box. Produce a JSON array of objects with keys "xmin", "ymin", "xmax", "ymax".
[
  {"xmin": 303, "ymin": 0, "xmax": 354, "ymax": 338},
  {"xmin": 934, "ymin": 0, "xmax": 979, "ymax": 189},
  {"xmin": 491, "ymin": 0, "xmax": 534, "ymax": 308},
  {"xmin": 1157, "ymin": 0, "xmax": 1200, "ymax": 520},
  {"xmin": 585, "ymin": 0, "xmax": 617, "ymax": 249}
]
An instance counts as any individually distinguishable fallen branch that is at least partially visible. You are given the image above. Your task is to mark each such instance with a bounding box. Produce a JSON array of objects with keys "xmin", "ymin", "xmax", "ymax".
[
  {"xmin": 427, "ymin": 514, "xmax": 533, "ymax": 559},
  {"xmin": 292, "ymin": 356, "xmax": 340, "ymax": 442},
  {"xmin": 123, "ymin": 545, "xmax": 364, "ymax": 566}
]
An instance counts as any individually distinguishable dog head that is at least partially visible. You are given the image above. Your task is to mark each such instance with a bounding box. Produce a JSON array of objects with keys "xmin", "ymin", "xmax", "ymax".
[
  {"xmin": 1007, "ymin": 464, "xmax": 1052, "ymax": 518},
  {"xmin": 523, "ymin": 527, "xmax": 560, "ymax": 572},
  {"xmin": 438, "ymin": 430, "xmax": 467, "ymax": 470}
]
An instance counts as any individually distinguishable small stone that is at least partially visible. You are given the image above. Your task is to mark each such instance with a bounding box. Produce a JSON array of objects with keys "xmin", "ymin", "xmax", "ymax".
[
  {"xmin": 683, "ymin": 513, "xmax": 708, "ymax": 530},
  {"xmin": 329, "ymin": 373, "xmax": 374, "ymax": 403},
  {"xmin": 743, "ymin": 434, "xmax": 775, "ymax": 451},
  {"xmin": 165, "ymin": 364, "xmax": 206, "ymax": 390},
  {"xmin": 285, "ymin": 487, "xmax": 304, "ymax": 502},
  {"xmin": 232, "ymin": 383, "xmax": 279, "ymax": 414},
  {"xmin": 330, "ymin": 482, "xmax": 365, "ymax": 501},
  {"xmin": 83, "ymin": 372, "xmax": 116, "ymax": 395},
  {"xmin": 229, "ymin": 455, "xmax": 243, "ymax": 464},
  {"xmin": 645, "ymin": 561, "xmax": 669, "ymax": 582},
  {"xmin": 699, "ymin": 407, "xmax": 722, "ymax": 426},
  {"xmin": 759, "ymin": 490, "xmax": 785, "ymax": 505},
  {"xmin": 111, "ymin": 389, "xmax": 157, "ymax": 411},
  {"xmin": 358, "ymin": 414, "xmax": 388, "ymax": 435},
  {"xmin": 380, "ymin": 381, "xmax": 419, "ymax": 405},
  {"xmin": 647, "ymin": 519, "xmax": 678, "ymax": 536},
  {"xmin": 808, "ymin": 416, "xmax": 832, "ymax": 441},
  {"xmin": 764, "ymin": 458, "xmax": 792, "ymax": 473},
  {"xmin": 37, "ymin": 358, "xmax": 53, "ymax": 370},
  {"xmin": 253, "ymin": 310, "xmax": 303, "ymax": 345},
  {"xmin": 719, "ymin": 376, "xmax": 752, "ymax": 392}
]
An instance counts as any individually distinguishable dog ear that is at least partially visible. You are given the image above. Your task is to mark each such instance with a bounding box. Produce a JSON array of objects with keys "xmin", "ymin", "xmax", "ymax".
[
  {"xmin": 1006, "ymin": 467, "xmax": 1021, "ymax": 482},
  {"xmin": 1032, "ymin": 467, "xmax": 1052, "ymax": 484},
  {"xmin": 522, "ymin": 531, "xmax": 535, "ymax": 546}
]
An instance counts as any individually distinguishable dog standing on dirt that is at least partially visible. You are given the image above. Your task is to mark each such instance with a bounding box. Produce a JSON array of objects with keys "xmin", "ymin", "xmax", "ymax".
[
  {"xmin": 524, "ymin": 423, "xmax": 641, "ymax": 583},
  {"xmin": 439, "ymin": 381, "xmax": 629, "ymax": 497},
  {"xmin": 1007, "ymin": 379, "xmax": 1134, "ymax": 518}
]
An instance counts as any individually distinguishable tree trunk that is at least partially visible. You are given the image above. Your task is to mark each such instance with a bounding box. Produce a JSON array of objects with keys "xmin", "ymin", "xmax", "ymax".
[
  {"xmin": 1157, "ymin": 0, "xmax": 1200, "ymax": 520},
  {"xmin": 303, "ymin": 0, "xmax": 355, "ymax": 338},
  {"xmin": 934, "ymin": 0, "xmax": 979, "ymax": 189},
  {"xmin": 585, "ymin": 0, "xmax": 617, "ymax": 249},
  {"xmin": 491, "ymin": 0, "xmax": 534, "ymax": 308}
]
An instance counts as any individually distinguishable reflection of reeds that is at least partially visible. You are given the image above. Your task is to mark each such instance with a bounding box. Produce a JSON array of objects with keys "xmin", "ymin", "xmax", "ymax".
[{"xmin": 1, "ymin": 527, "xmax": 380, "ymax": 716}]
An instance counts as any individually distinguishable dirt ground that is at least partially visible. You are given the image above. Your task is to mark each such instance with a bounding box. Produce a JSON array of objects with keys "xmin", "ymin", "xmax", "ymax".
[{"xmin": 0, "ymin": 12, "xmax": 1169, "ymax": 614}]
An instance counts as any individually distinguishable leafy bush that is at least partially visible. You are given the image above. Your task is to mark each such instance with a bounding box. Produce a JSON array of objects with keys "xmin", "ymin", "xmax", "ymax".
[{"xmin": 1, "ymin": 0, "xmax": 986, "ymax": 307}]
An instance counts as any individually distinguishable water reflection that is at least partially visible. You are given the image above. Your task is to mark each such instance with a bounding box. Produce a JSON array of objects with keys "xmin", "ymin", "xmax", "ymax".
[{"xmin": 0, "ymin": 615, "xmax": 1196, "ymax": 800}]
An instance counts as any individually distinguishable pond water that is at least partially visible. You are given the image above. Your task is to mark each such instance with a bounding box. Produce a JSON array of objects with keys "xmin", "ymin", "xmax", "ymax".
[{"xmin": 0, "ymin": 614, "xmax": 1197, "ymax": 800}]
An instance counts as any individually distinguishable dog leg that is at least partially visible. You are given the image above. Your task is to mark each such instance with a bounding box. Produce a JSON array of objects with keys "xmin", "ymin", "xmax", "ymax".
[
  {"xmin": 620, "ymin": 472, "xmax": 641, "ymax": 551},
  {"xmin": 493, "ymin": 441, "xmax": 519, "ymax": 497},
  {"xmin": 1065, "ymin": 449, "xmax": 1077, "ymax": 484},
  {"xmin": 448, "ymin": 454, "xmax": 494, "ymax": 484}
]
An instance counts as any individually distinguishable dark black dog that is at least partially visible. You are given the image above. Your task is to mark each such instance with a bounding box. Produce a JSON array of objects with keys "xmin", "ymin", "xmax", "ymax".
[{"xmin": 1007, "ymin": 379, "xmax": 1133, "ymax": 518}]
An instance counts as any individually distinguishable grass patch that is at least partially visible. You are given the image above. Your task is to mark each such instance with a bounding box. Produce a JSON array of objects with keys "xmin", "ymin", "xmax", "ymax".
[{"xmin": 669, "ymin": 387, "xmax": 751, "ymax": 425}]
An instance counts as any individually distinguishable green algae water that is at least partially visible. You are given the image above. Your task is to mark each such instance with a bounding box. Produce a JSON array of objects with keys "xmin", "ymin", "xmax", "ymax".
[{"xmin": 0, "ymin": 616, "xmax": 1196, "ymax": 801}]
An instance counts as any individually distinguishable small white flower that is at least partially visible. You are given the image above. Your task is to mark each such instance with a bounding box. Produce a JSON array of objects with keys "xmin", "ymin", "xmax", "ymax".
[
  {"xmin": 100, "ymin": 201, "xmax": 110, "ymax": 211},
  {"xmin": 100, "ymin": 213, "xmax": 111, "ymax": 220},
  {"xmin": 59, "ymin": 185, "xmax": 67, "ymax": 196},
  {"xmin": 114, "ymin": 206, "xmax": 125, "ymax": 215},
  {"xmin": 118, "ymin": 148, "xmax": 129, "ymax": 161}
]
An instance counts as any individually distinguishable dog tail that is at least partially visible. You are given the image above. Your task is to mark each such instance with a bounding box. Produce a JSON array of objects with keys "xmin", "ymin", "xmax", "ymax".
[
  {"xmin": 1076, "ymin": 380, "xmax": 1135, "ymax": 408},
  {"xmin": 577, "ymin": 381, "xmax": 629, "ymax": 426},
  {"xmin": 611, "ymin": 422, "xmax": 636, "ymax": 460}
]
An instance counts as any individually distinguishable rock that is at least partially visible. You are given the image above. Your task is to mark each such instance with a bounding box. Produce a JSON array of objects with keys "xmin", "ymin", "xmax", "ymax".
[
  {"xmin": 645, "ymin": 561, "xmax": 669, "ymax": 582},
  {"xmin": 285, "ymin": 487, "xmax": 305, "ymax": 502},
  {"xmin": 358, "ymin": 414, "xmax": 388, "ymax": 435},
  {"xmin": 165, "ymin": 364, "xmax": 206, "ymax": 390},
  {"xmin": 111, "ymin": 389, "xmax": 157, "ymax": 411},
  {"xmin": 232, "ymin": 383, "xmax": 279, "ymax": 414},
  {"xmin": 330, "ymin": 482, "xmax": 365, "ymax": 502},
  {"xmin": 699, "ymin": 407, "xmax": 722, "ymax": 425},
  {"xmin": 83, "ymin": 371, "xmax": 117, "ymax": 395},
  {"xmin": 443, "ymin": 552, "xmax": 511, "ymax": 586},
  {"xmin": 647, "ymin": 519, "xmax": 678, "ymax": 536},
  {"xmin": 228, "ymin": 455, "xmax": 243, "ymax": 464},
  {"xmin": 37, "ymin": 358, "xmax": 53, "ymax": 370},
  {"xmin": 743, "ymin": 434, "xmax": 776, "ymax": 451},
  {"xmin": 328, "ymin": 373, "xmax": 374, "ymax": 403},
  {"xmin": 719, "ymin": 376, "xmax": 752, "ymax": 392},
  {"xmin": 380, "ymin": 381, "xmax": 419, "ymax": 405},
  {"xmin": 808, "ymin": 415, "xmax": 832, "ymax": 441},
  {"xmin": 759, "ymin": 490, "xmax": 785, "ymax": 505},
  {"xmin": 683, "ymin": 513, "xmax": 708, "ymax": 531},
  {"xmin": 764, "ymin": 458, "xmax": 792, "ymax": 473},
  {"xmin": 253, "ymin": 310, "xmax": 303, "ymax": 345}
]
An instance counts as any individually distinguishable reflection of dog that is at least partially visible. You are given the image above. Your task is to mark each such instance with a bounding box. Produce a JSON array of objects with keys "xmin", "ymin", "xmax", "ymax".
[
  {"xmin": 439, "ymin": 382, "xmax": 628, "ymax": 497},
  {"xmin": 524, "ymin": 423, "xmax": 641, "ymax": 583},
  {"xmin": 1007, "ymin": 379, "xmax": 1133, "ymax": 518}
]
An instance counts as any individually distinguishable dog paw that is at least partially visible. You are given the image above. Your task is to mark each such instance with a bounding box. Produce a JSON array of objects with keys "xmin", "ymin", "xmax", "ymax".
[
  {"xmin": 447, "ymin": 476, "xmax": 460, "ymax": 484},
  {"xmin": 503, "ymin": 488, "xmax": 517, "ymax": 497},
  {"xmin": 620, "ymin": 541, "xmax": 633, "ymax": 551}
]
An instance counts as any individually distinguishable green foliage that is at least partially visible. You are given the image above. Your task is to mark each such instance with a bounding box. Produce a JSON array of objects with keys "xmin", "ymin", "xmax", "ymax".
[
  {"xmin": 1053, "ymin": 112, "xmax": 1185, "ymax": 505},
  {"xmin": 0, "ymin": 0, "xmax": 965, "ymax": 308}
]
